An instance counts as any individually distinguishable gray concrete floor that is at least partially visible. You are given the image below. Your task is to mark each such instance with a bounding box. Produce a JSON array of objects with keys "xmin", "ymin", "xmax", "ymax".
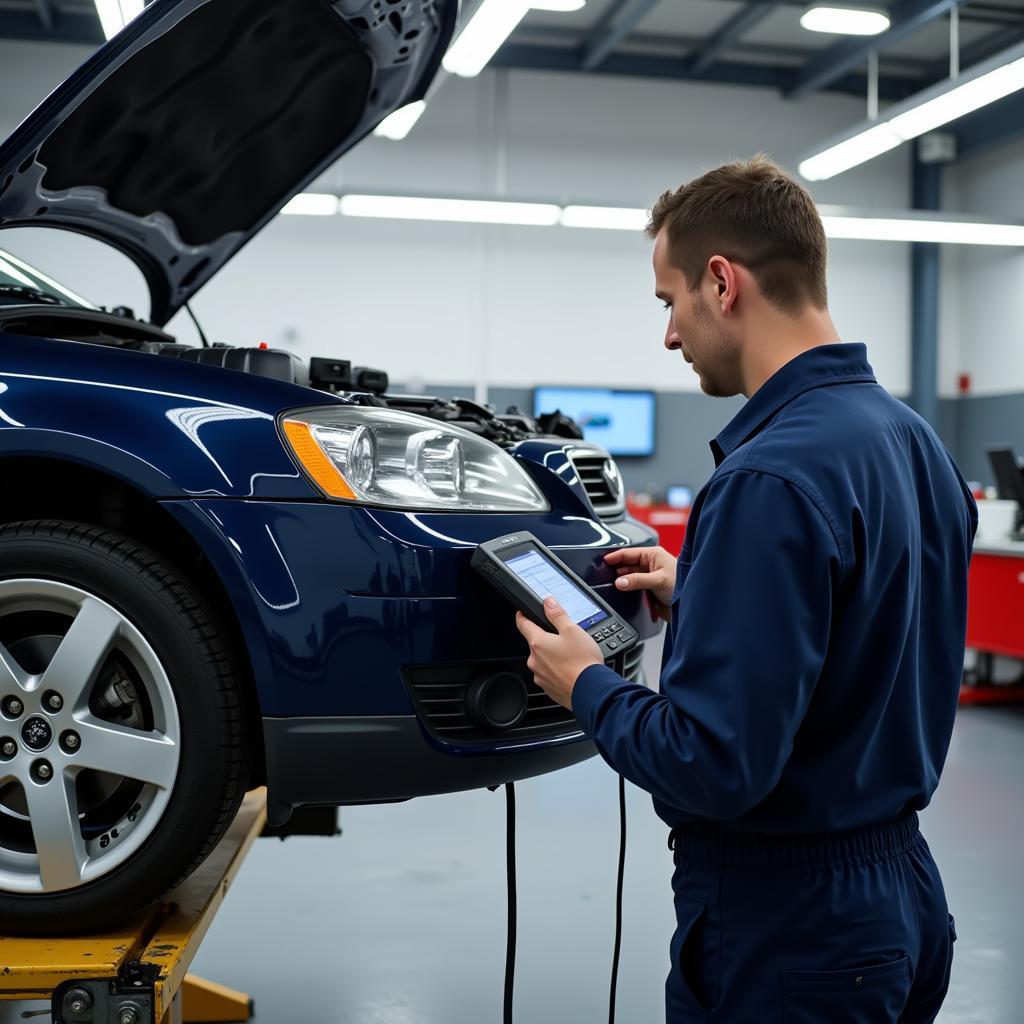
[
  {"xmin": 184, "ymin": 641, "xmax": 1023, "ymax": 1023},
  {"xmin": 7, "ymin": 641, "xmax": 1022, "ymax": 1023}
]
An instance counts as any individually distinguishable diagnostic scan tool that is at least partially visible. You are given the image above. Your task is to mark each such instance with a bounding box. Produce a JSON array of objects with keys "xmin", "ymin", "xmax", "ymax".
[{"xmin": 473, "ymin": 532, "xmax": 638, "ymax": 660}]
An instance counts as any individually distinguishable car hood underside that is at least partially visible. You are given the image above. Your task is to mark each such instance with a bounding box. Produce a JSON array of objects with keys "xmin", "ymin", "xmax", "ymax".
[{"xmin": 0, "ymin": 0, "xmax": 456, "ymax": 325}]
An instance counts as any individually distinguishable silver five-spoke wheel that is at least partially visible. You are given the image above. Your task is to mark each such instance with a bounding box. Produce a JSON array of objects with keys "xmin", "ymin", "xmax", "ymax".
[{"xmin": 0, "ymin": 579, "xmax": 180, "ymax": 893}]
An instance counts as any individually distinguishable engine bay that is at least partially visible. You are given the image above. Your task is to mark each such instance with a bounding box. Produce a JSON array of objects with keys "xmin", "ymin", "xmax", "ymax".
[{"xmin": 0, "ymin": 305, "xmax": 585, "ymax": 448}]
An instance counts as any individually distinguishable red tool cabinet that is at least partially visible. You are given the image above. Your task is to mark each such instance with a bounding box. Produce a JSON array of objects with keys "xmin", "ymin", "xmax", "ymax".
[
  {"xmin": 962, "ymin": 544, "xmax": 1024, "ymax": 703},
  {"xmin": 626, "ymin": 503, "xmax": 689, "ymax": 557},
  {"xmin": 966, "ymin": 548, "xmax": 1024, "ymax": 659}
]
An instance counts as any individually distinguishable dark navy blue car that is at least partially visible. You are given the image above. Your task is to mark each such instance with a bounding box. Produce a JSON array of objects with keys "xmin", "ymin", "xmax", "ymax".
[{"xmin": 0, "ymin": 0, "xmax": 660, "ymax": 933}]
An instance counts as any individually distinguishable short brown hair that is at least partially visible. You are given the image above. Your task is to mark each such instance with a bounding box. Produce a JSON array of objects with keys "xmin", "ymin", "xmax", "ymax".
[{"xmin": 646, "ymin": 155, "xmax": 828, "ymax": 314}]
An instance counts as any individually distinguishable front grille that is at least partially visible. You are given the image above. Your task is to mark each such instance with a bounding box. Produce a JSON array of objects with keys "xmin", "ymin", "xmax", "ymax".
[
  {"xmin": 621, "ymin": 642, "xmax": 646, "ymax": 685},
  {"xmin": 405, "ymin": 644, "xmax": 645, "ymax": 744},
  {"xmin": 569, "ymin": 449, "xmax": 626, "ymax": 519}
]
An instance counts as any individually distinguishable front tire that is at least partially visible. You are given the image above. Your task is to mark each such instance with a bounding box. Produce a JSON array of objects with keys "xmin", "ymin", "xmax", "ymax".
[{"xmin": 0, "ymin": 520, "xmax": 250, "ymax": 934}]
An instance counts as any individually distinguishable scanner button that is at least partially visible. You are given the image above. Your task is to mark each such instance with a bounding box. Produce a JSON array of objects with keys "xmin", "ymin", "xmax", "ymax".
[
  {"xmin": 607, "ymin": 639, "xmax": 618, "ymax": 650},
  {"xmin": 609, "ymin": 621, "xmax": 621, "ymax": 632}
]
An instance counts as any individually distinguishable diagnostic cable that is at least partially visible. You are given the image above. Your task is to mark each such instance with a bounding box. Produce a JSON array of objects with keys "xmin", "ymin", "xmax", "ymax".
[{"xmin": 500, "ymin": 657, "xmax": 630, "ymax": 1024}]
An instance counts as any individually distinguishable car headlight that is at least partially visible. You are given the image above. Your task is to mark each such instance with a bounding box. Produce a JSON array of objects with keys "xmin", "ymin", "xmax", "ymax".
[{"xmin": 281, "ymin": 407, "xmax": 549, "ymax": 512}]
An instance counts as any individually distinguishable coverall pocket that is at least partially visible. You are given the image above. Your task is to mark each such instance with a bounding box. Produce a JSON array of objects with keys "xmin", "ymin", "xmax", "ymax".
[
  {"xmin": 669, "ymin": 897, "xmax": 720, "ymax": 1015},
  {"xmin": 671, "ymin": 554, "xmax": 692, "ymax": 604},
  {"xmin": 782, "ymin": 955, "xmax": 911, "ymax": 1023}
]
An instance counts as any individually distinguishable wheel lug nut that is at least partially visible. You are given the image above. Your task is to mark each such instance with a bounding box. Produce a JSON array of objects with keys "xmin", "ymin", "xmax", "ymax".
[
  {"xmin": 61, "ymin": 731, "xmax": 80, "ymax": 752},
  {"xmin": 3, "ymin": 696, "xmax": 23, "ymax": 718},
  {"xmin": 47, "ymin": 693, "xmax": 63, "ymax": 711},
  {"xmin": 31, "ymin": 759, "xmax": 52, "ymax": 782},
  {"xmin": 0, "ymin": 739, "xmax": 15, "ymax": 758}
]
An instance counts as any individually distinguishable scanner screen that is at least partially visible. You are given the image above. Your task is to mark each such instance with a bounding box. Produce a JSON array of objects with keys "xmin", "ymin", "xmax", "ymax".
[{"xmin": 505, "ymin": 550, "xmax": 608, "ymax": 630}]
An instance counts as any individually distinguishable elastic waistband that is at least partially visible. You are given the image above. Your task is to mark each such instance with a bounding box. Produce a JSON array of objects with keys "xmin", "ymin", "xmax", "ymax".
[{"xmin": 668, "ymin": 812, "xmax": 920, "ymax": 869}]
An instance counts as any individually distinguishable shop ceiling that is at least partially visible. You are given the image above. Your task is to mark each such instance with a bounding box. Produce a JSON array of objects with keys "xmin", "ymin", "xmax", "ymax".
[{"xmin": 3, "ymin": 0, "xmax": 1024, "ymax": 152}]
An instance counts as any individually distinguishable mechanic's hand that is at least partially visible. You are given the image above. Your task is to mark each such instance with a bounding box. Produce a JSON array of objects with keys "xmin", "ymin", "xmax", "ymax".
[
  {"xmin": 515, "ymin": 598, "xmax": 603, "ymax": 710},
  {"xmin": 604, "ymin": 545, "xmax": 676, "ymax": 618}
]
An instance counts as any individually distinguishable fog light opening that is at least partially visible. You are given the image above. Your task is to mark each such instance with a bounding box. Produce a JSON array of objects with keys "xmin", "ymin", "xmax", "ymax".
[{"xmin": 465, "ymin": 672, "xmax": 528, "ymax": 732}]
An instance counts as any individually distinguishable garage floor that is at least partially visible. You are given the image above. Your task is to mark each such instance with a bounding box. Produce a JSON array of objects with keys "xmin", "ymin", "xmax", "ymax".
[
  {"xmin": 6, "ymin": 640, "xmax": 1021, "ymax": 1024},
  {"xmin": 184, "ymin": 640, "xmax": 1023, "ymax": 1024}
]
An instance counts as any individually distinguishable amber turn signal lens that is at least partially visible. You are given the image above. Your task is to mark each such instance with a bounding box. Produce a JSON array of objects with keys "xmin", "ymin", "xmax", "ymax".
[{"xmin": 281, "ymin": 420, "xmax": 356, "ymax": 500}]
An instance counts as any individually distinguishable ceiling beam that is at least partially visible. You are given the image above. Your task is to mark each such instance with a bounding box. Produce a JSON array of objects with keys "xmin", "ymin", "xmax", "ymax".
[
  {"xmin": 0, "ymin": 9, "xmax": 101, "ymax": 44},
  {"xmin": 786, "ymin": 0, "xmax": 966, "ymax": 99},
  {"xmin": 688, "ymin": 1, "xmax": 784, "ymax": 76},
  {"xmin": 581, "ymin": 0, "xmax": 662, "ymax": 70},
  {"xmin": 515, "ymin": 24, "xmax": 939, "ymax": 71},
  {"xmin": 493, "ymin": 43, "xmax": 923, "ymax": 100},
  {"xmin": 926, "ymin": 22, "xmax": 1024, "ymax": 77},
  {"xmin": 954, "ymin": 89, "xmax": 1024, "ymax": 158}
]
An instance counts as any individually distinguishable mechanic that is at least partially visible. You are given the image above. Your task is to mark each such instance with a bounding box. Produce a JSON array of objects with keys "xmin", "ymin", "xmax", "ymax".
[{"xmin": 515, "ymin": 156, "xmax": 977, "ymax": 1024}]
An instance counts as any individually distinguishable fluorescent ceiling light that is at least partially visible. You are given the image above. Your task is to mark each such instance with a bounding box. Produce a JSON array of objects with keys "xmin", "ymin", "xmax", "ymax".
[
  {"xmin": 799, "ymin": 122, "xmax": 902, "ymax": 180},
  {"xmin": 443, "ymin": 0, "xmax": 531, "ymax": 77},
  {"xmin": 443, "ymin": 0, "xmax": 586, "ymax": 77},
  {"xmin": 374, "ymin": 101, "xmax": 428, "ymax": 141},
  {"xmin": 94, "ymin": 0, "xmax": 144, "ymax": 40},
  {"xmin": 281, "ymin": 193, "xmax": 339, "ymax": 216},
  {"xmin": 561, "ymin": 205, "xmax": 648, "ymax": 230},
  {"xmin": 888, "ymin": 55, "xmax": 1024, "ymax": 139},
  {"xmin": 822, "ymin": 215, "xmax": 1024, "ymax": 245},
  {"xmin": 800, "ymin": 6, "xmax": 890, "ymax": 35},
  {"xmin": 800, "ymin": 39, "xmax": 1024, "ymax": 180},
  {"xmin": 339, "ymin": 194, "xmax": 561, "ymax": 226},
  {"xmin": 284, "ymin": 192, "xmax": 1024, "ymax": 247}
]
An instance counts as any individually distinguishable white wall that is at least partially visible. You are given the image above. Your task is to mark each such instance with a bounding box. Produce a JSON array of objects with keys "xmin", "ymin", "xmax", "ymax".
[
  {"xmin": 945, "ymin": 138, "xmax": 1024, "ymax": 397},
  {"xmin": 0, "ymin": 40, "xmax": 914, "ymax": 394}
]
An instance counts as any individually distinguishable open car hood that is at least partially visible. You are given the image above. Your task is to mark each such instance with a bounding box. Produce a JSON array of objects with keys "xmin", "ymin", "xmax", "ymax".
[{"xmin": 0, "ymin": 0, "xmax": 457, "ymax": 325}]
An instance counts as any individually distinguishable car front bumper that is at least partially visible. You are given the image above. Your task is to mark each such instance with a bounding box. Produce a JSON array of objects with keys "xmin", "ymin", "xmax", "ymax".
[
  {"xmin": 161, "ymin": 498, "xmax": 661, "ymax": 819},
  {"xmin": 261, "ymin": 714, "xmax": 597, "ymax": 825}
]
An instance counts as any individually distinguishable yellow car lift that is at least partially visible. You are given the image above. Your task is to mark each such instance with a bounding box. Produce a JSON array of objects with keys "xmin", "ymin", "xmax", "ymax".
[{"xmin": 0, "ymin": 789, "xmax": 275, "ymax": 1024}]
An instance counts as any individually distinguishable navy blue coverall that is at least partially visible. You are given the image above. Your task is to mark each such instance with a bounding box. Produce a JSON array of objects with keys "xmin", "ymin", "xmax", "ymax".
[{"xmin": 572, "ymin": 344, "xmax": 977, "ymax": 1023}]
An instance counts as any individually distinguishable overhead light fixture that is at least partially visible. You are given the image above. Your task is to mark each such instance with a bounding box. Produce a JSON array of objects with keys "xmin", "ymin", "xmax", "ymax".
[
  {"xmin": 799, "ymin": 123, "xmax": 902, "ymax": 180},
  {"xmin": 281, "ymin": 192, "xmax": 1024, "ymax": 246},
  {"xmin": 799, "ymin": 5, "xmax": 890, "ymax": 35},
  {"xmin": 443, "ymin": 0, "xmax": 532, "ymax": 77},
  {"xmin": 560, "ymin": 206, "xmax": 648, "ymax": 230},
  {"xmin": 94, "ymin": 0, "xmax": 144, "ymax": 39},
  {"xmin": 280, "ymin": 193, "xmax": 340, "ymax": 216},
  {"xmin": 443, "ymin": 0, "xmax": 586, "ymax": 77},
  {"xmin": 374, "ymin": 101, "xmax": 428, "ymax": 141},
  {"xmin": 888, "ymin": 55, "xmax": 1024, "ymax": 138},
  {"xmin": 821, "ymin": 212, "xmax": 1024, "ymax": 245},
  {"xmin": 339, "ymin": 194, "xmax": 561, "ymax": 226},
  {"xmin": 800, "ymin": 39, "xmax": 1024, "ymax": 180}
]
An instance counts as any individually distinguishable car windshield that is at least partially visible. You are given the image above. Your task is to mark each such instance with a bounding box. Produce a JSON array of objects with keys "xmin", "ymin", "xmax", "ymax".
[{"xmin": 0, "ymin": 247, "xmax": 95, "ymax": 310}]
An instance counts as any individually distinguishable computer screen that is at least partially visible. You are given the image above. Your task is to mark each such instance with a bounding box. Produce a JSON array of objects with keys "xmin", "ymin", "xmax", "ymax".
[
  {"xmin": 533, "ymin": 387, "xmax": 655, "ymax": 457},
  {"xmin": 504, "ymin": 549, "xmax": 608, "ymax": 630},
  {"xmin": 987, "ymin": 446, "xmax": 1024, "ymax": 510},
  {"xmin": 666, "ymin": 485, "xmax": 693, "ymax": 509}
]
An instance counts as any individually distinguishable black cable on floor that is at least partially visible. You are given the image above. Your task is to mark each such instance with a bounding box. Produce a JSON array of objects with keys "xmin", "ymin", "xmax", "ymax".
[
  {"xmin": 609, "ymin": 773, "xmax": 627, "ymax": 1024},
  {"xmin": 505, "ymin": 781, "xmax": 517, "ymax": 1024}
]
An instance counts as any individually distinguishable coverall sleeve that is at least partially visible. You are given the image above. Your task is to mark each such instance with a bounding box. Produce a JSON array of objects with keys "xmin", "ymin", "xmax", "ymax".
[{"xmin": 571, "ymin": 468, "xmax": 843, "ymax": 820}]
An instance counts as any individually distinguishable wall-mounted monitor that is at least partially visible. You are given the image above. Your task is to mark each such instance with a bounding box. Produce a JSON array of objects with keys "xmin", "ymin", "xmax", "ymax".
[{"xmin": 534, "ymin": 387, "xmax": 655, "ymax": 457}]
